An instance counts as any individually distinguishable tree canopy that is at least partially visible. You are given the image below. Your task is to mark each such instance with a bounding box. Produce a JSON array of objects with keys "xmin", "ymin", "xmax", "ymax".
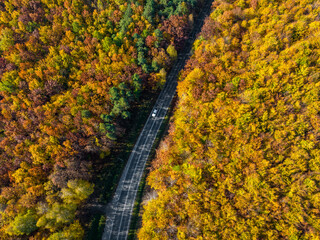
[
  {"xmin": 139, "ymin": 0, "xmax": 320, "ymax": 239},
  {"xmin": 0, "ymin": 0, "xmax": 202, "ymax": 238}
]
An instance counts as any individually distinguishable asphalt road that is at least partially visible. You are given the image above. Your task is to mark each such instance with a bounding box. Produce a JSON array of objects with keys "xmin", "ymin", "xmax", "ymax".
[{"xmin": 102, "ymin": 2, "xmax": 213, "ymax": 239}]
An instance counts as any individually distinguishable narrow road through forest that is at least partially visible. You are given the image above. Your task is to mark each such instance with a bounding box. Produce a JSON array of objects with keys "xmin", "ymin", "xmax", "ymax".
[{"xmin": 102, "ymin": 1, "xmax": 213, "ymax": 239}]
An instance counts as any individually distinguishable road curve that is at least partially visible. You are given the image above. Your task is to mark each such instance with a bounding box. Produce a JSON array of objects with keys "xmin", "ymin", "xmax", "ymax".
[{"xmin": 102, "ymin": 2, "xmax": 213, "ymax": 239}]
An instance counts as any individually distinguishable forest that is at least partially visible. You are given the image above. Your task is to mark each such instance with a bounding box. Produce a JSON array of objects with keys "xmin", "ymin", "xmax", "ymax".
[
  {"xmin": 0, "ymin": 0, "xmax": 201, "ymax": 238},
  {"xmin": 139, "ymin": 0, "xmax": 320, "ymax": 239}
]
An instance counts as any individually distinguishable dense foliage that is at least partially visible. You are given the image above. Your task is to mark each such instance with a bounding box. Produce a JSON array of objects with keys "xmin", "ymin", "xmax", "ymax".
[
  {"xmin": 139, "ymin": 0, "xmax": 320, "ymax": 239},
  {"xmin": 0, "ymin": 0, "xmax": 200, "ymax": 238}
]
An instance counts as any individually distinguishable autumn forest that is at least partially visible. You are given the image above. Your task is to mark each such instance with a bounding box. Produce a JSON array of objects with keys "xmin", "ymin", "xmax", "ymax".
[
  {"xmin": 139, "ymin": 0, "xmax": 320, "ymax": 239},
  {"xmin": 0, "ymin": 0, "xmax": 202, "ymax": 238},
  {"xmin": 1, "ymin": 0, "xmax": 320, "ymax": 239}
]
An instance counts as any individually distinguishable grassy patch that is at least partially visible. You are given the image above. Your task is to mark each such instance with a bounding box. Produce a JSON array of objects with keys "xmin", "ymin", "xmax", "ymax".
[{"xmin": 86, "ymin": 214, "xmax": 106, "ymax": 240}]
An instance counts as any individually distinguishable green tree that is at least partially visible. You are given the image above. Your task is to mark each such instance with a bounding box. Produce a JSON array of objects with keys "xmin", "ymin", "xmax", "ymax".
[
  {"xmin": 61, "ymin": 179, "xmax": 94, "ymax": 204},
  {"xmin": 81, "ymin": 110, "xmax": 92, "ymax": 118},
  {"xmin": 102, "ymin": 36, "xmax": 113, "ymax": 52},
  {"xmin": 119, "ymin": 5, "xmax": 133, "ymax": 35},
  {"xmin": 6, "ymin": 210, "xmax": 38, "ymax": 236},
  {"xmin": 47, "ymin": 221, "xmax": 84, "ymax": 240},
  {"xmin": 132, "ymin": 73, "xmax": 142, "ymax": 98},
  {"xmin": 36, "ymin": 203, "xmax": 77, "ymax": 231},
  {"xmin": 166, "ymin": 44, "xmax": 177, "ymax": 60},
  {"xmin": 143, "ymin": 0, "xmax": 155, "ymax": 23},
  {"xmin": 0, "ymin": 70, "xmax": 19, "ymax": 93},
  {"xmin": 0, "ymin": 28, "xmax": 14, "ymax": 51}
]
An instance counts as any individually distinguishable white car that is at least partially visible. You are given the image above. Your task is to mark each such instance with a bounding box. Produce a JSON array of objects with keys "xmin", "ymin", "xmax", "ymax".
[{"xmin": 152, "ymin": 109, "xmax": 157, "ymax": 117}]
